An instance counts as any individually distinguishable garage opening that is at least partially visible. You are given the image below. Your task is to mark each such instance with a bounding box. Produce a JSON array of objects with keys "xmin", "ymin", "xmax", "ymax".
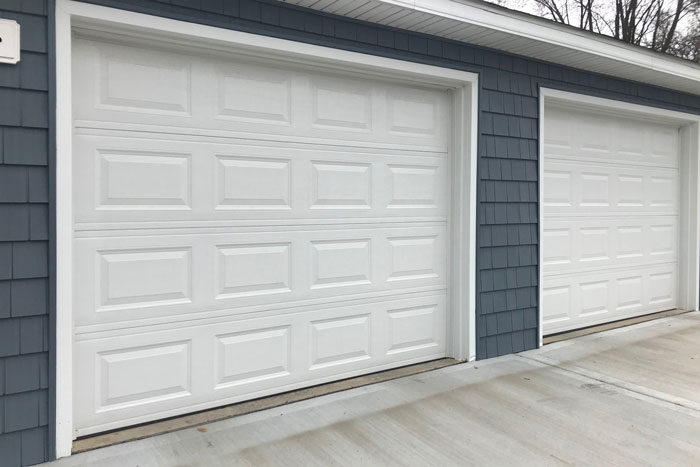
[
  {"xmin": 540, "ymin": 89, "xmax": 700, "ymax": 337},
  {"xmin": 60, "ymin": 24, "xmax": 477, "ymax": 440}
]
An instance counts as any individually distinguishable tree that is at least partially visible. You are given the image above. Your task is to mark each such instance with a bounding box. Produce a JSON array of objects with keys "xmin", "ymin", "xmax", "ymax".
[
  {"xmin": 490, "ymin": 0, "xmax": 700, "ymax": 62},
  {"xmin": 671, "ymin": 17, "xmax": 700, "ymax": 59}
]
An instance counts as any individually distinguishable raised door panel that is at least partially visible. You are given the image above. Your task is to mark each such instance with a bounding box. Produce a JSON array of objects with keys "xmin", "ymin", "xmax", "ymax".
[
  {"xmin": 73, "ymin": 135, "xmax": 448, "ymax": 225},
  {"xmin": 72, "ymin": 37, "xmax": 450, "ymax": 151},
  {"xmin": 542, "ymin": 218, "xmax": 678, "ymax": 274},
  {"xmin": 73, "ymin": 293, "xmax": 447, "ymax": 435},
  {"xmin": 542, "ymin": 264, "xmax": 678, "ymax": 333},
  {"xmin": 73, "ymin": 225, "xmax": 448, "ymax": 330},
  {"xmin": 543, "ymin": 161, "xmax": 679, "ymax": 216},
  {"xmin": 544, "ymin": 106, "xmax": 679, "ymax": 168},
  {"xmin": 95, "ymin": 341, "xmax": 192, "ymax": 412},
  {"xmin": 214, "ymin": 327, "xmax": 291, "ymax": 389}
]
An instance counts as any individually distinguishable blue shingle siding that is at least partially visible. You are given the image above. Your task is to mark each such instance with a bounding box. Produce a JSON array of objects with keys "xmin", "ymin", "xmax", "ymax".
[{"xmin": 0, "ymin": 0, "xmax": 51, "ymax": 465}]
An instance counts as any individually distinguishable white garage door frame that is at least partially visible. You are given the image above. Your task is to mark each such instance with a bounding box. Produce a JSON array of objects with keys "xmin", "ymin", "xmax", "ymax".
[
  {"xmin": 54, "ymin": 0, "xmax": 479, "ymax": 458},
  {"xmin": 538, "ymin": 88, "xmax": 700, "ymax": 345}
]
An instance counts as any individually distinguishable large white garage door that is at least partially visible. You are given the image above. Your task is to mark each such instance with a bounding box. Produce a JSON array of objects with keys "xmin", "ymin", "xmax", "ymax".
[
  {"xmin": 542, "ymin": 103, "xmax": 680, "ymax": 334},
  {"xmin": 71, "ymin": 36, "xmax": 451, "ymax": 435}
]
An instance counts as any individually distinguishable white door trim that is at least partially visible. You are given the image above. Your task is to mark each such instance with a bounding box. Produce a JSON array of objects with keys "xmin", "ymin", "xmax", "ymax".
[
  {"xmin": 538, "ymin": 87, "xmax": 700, "ymax": 345},
  {"xmin": 54, "ymin": 0, "xmax": 479, "ymax": 457}
]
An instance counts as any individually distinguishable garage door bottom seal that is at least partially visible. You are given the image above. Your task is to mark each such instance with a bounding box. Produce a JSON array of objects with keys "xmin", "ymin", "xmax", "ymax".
[
  {"xmin": 543, "ymin": 308, "xmax": 690, "ymax": 345},
  {"xmin": 72, "ymin": 357, "xmax": 460, "ymax": 454}
]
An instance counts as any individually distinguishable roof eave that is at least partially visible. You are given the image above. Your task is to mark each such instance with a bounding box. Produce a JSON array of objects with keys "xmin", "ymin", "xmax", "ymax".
[{"xmin": 280, "ymin": 0, "xmax": 700, "ymax": 95}]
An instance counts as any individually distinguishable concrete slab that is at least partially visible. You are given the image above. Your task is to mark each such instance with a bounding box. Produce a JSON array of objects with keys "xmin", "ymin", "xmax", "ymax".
[
  {"xmin": 526, "ymin": 311, "xmax": 700, "ymax": 410},
  {"xmin": 45, "ymin": 312, "xmax": 700, "ymax": 466}
]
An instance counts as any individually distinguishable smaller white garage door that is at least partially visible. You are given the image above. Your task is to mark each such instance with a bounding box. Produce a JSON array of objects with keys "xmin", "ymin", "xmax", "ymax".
[
  {"xmin": 71, "ymin": 35, "xmax": 453, "ymax": 436},
  {"xmin": 542, "ymin": 103, "xmax": 681, "ymax": 334}
]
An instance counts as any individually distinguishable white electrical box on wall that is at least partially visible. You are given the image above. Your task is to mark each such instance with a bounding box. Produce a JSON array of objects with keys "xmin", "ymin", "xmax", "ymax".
[{"xmin": 0, "ymin": 19, "xmax": 20, "ymax": 65}]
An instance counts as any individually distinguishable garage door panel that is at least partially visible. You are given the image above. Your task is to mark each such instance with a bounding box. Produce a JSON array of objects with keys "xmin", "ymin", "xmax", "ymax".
[
  {"xmin": 93, "ymin": 150, "xmax": 193, "ymax": 210},
  {"xmin": 544, "ymin": 106, "xmax": 679, "ymax": 169},
  {"xmin": 73, "ymin": 37, "xmax": 450, "ymax": 151},
  {"xmin": 73, "ymin": 35, "xmax": 453, "ymax": 435},
  {"xmin": 73, "ymin": 226, "xmax": 448, "ymax": 329},
  {"xmin": 94, "ymin": 339, "xmax": 193, "ymax": 413},
  {"xmin": 73, "ymin": 135, "xmax": 448, "ymax": 225},
  {"xmin": 542, "ymin": 264, "xmax": 678, "ymax": 333},
  {"xmin": 214, "ymin": 325, "xmax": 291, "ymax": 389},
  {"xmin": 542, "ymin": 217, "xmax": 678, "ymax": 274},
  {"xmin": 96, "ymin": 247, "xmax": 194, "ymax": 310},
  {"xmin": 75, "ymin": 39, "xmax": 194, "ymax": 118},
  {"xmin": 74, "ymin": 293, "xmax": 447, "ymax": 435},
  {"xmin": 543, "ymin": 104, "xmax": 681, "ymax": 334},
  {"xmin": 215, "ymin": 62, "xmax": 293, "ymax": 126},
  {"xmin": 543, "ymin": 161, "xmax": 679, "ymax": 215}
]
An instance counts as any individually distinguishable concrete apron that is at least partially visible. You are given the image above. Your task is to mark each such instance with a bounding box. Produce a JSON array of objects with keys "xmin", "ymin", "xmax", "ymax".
[{"xmin": 46, "ymin": 312, "xmax": 700, "ymax": 466}]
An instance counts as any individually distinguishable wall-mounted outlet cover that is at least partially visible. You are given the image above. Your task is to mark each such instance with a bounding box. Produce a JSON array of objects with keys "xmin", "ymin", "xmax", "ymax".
[{"xmin": 0, "ymin": 19, "xmax": 20, "ymax": 65}]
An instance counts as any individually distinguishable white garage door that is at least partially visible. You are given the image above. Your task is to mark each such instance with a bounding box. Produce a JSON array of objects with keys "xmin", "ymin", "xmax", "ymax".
[
  {"xmin": 542, "ymin": 103, "xmax": 680, "ymax": 335},
  {"xmin": 71, "ymin": 36, "xmax": 451, "ymax": 435}
]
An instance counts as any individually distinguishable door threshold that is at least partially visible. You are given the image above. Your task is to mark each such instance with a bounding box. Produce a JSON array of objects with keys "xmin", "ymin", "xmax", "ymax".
[
  {"xmin": 72, "ymin": 357, "xmax": 460, "ymax": 454},
  {"xmin": 543, "ymin": 308, "xmax": 690, "ymax": 345}
]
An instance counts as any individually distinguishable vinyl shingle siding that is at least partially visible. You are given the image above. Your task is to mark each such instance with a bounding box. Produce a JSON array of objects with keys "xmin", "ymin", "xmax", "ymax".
[
  {"xmin": 2, "ymin": 0, "xmax": 700, "ymax": 464},
  {"xmin": 0, "ymin": 1, "xmax": 51, "ymax": 466}
]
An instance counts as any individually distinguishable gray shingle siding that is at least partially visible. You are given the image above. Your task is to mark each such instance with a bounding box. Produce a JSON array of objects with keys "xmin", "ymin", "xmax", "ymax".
[
  {"xmin": 0, "ymin": 0, "xmax": 51, "ymax": 466},
  {"xmin": 1, "ymin": 0, "xmax": 699, "ymax": 463}
]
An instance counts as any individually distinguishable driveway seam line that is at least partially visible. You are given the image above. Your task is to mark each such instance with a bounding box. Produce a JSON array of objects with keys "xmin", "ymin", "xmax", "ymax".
[{"xmin": 516, "ymin": 354, "xmax": 700, "ymax": 416}]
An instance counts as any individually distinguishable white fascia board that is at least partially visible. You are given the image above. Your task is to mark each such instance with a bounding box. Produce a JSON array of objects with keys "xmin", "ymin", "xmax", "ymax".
[{"xmin": 377, "ymin": 0, "xmax": 700, "ymax": 92}]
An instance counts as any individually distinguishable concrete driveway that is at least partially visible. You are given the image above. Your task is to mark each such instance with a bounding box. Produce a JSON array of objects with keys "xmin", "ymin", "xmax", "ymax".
[{"xmin": 46, "ymin": 312, "xmax": 700, "ymax": 467}]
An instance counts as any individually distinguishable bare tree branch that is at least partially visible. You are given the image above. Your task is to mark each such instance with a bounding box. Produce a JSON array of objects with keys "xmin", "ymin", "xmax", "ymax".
[
  {"xmin": 662, "ymin": 0, "xmax": 685, "ymax": 51},
  {"xmin": 500, "ymin": 0, "xmax": 700, "ymax": 61}
]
